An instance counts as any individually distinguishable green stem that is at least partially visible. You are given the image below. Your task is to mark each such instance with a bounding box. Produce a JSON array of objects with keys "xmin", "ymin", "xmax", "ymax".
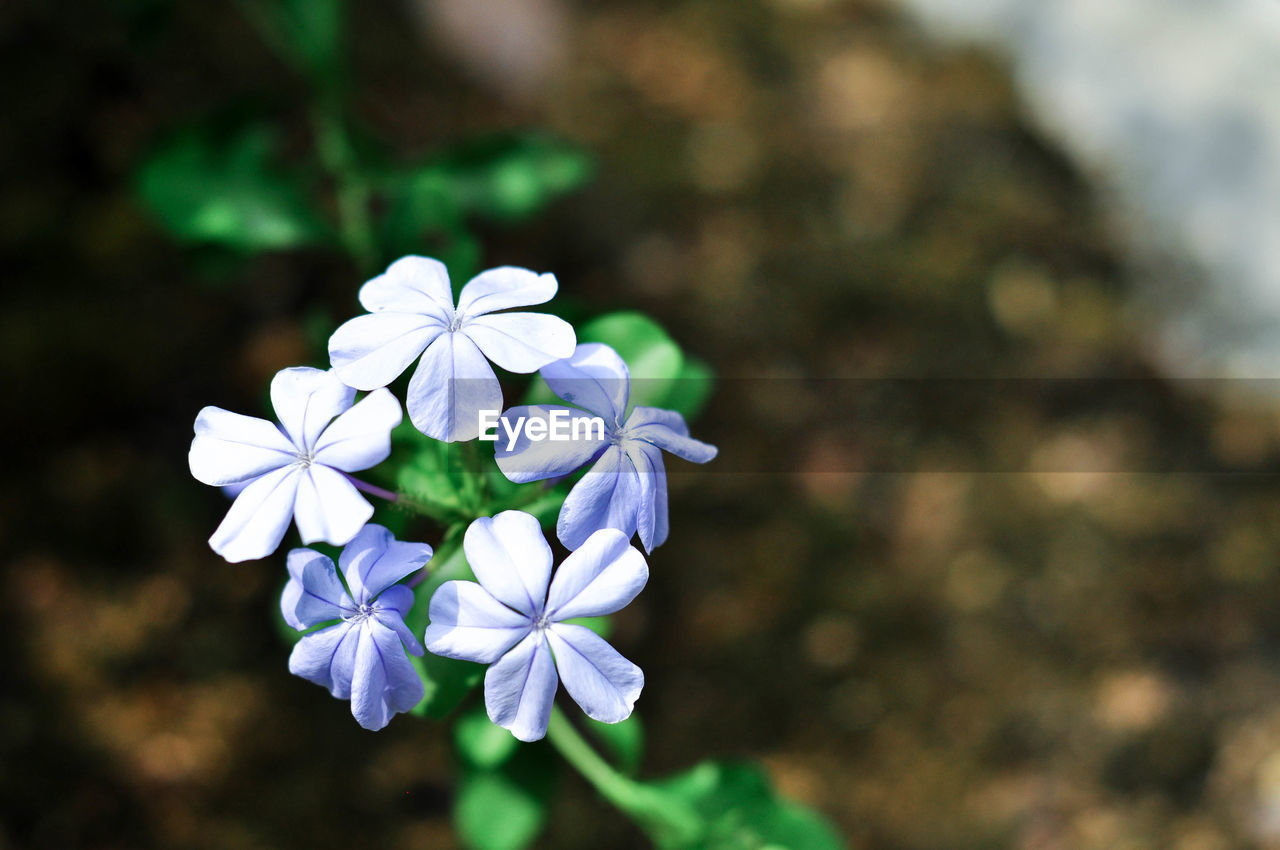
[
  {"xmin": 312, "ymin": 100, "xmax": 377, "ymax": 274},
  {"xmin": 456, "ymin": 440, "xmax": 489, "ymax": 516},
  {"xmin": 235, "ymin": 0, "xmax": 377, "ymax": 272},
  {"xmin": 545, "ymin": 708, "xmax": 703, "ymax": 847},
  {"xmin": 414, "ymin": 526, "xmax": 468, "ymax": 595}
]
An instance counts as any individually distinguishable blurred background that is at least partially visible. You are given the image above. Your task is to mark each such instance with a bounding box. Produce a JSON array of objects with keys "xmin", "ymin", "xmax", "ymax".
[{"xmin": 6, "ymin": 0, "xmax": 1280, "ymax": 847}]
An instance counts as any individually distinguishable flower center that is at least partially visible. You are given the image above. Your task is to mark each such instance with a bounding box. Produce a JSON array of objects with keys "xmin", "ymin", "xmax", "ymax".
[
  {"xmin": 345, "ymin": 602, "xmax": 377, "ymax": 623},
  {"xmin": 448, "ymin": 314, "xmax": 465, "ymax": 332},
  {"xmin": 533, "ymin": 613, "xmax": 552, "ymax": 632},
  {"xmin": 294, "ymin": 451, "xmax": 314, "ymax": 469}
]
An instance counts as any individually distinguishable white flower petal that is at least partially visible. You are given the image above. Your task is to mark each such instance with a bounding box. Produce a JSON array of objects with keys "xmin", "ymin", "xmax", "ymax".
[
  {"xmin": 545, "ymin": 529, "xmax": 648, "ymax": 621},
  {"xmin": 288, "ymin": 622, "xmax": 356, "ymax": 696},
  {"xmin": 292, "ymin": 465, "xmax": 373, "ymax": 547},
  {"xmin": 555, "ymin": 447, "xmax": 643, "ymax": 551},
  {"xmin": 349, "ymin": 626, "xmax": 391, "ymax": 730},
  {"xmin": 281, "ymin": 547, "xmax": 352, "ymax": 630},
  {"xmin": 374, "ymin": 589, "xmax": 424, "ymax": 655},
  {"xmin": 359, "ymin": 255, "xmax": 455, "ymax": 320},
  {"xmin": 349, "ymin": 620, "xmax": 424, "ymax": 731},
  {"xmin": 372, "ymin": 619, "xmax": 426, "ymax": 713},
  {"xmin": 485, "ymin": 632, "xmax": 558, "ymax": 742},
  {"xmin": 463, "ymin": 312, "xmax": 576, "ymax": 374},
  {"xmin": 627, "ymin": 442, "xmax": 668, "ymax": 552},
  {"xmin": 209, "ymin": 465, "xmax": 301, "ymax": 562},
  {"xmin": 463, "ymin": 511, "xmax": 553, "ymax": 617},
  {"xmin": 339, "ymin": 523, "xmax": 432, "ymax": 603},
  {"xmin": 329, "ymin": 312, "xmax": 445, "ymax": 392},
  {"xmin": 270, "ymin": 367, "xmax": 355, "ymax": 452},
  {"xmin": 547, "ymin": 623, "xmax": 643, "ymax": 724},
  {"xmin": 424, "ymin": 580, "xmax": 532, "ymax": 664},
  {"xmin": 625, "ymin": 407, "xmax": 718, "ymax": 464},
  {"xmin": 457, "ymin": 267, "xmax": 558, "ymax": 318},
  {"xmin": 405, "ymin": 332, "xmax": 502, "ymax": 442},
  {"xmin": 313, "ymin": 388, "xmax": 402, "ymax": 471},
  {"xmin": 541, "ymin": 343, "xmax": 631, "ymax": 423},
  {"xmin": 189, "ymin": 406, "xmax": 295, "ymax": 486}
]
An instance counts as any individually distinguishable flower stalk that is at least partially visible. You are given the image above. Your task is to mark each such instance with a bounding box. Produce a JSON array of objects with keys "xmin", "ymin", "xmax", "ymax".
[{"xmin": 545, "ymin": 707, "xmax": 703, "ymax": 847}]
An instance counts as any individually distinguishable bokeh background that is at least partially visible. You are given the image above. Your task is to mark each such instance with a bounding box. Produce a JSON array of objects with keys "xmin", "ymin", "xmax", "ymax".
[{"xmin": 7, "ymin": 0, "xmax": 1280, "ymax": 847}]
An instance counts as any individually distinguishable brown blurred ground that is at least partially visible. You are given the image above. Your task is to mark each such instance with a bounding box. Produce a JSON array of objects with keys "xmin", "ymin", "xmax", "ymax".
[{"xmin": 5, "ymin": 1, "xmax": 1280, "ymax": 848}]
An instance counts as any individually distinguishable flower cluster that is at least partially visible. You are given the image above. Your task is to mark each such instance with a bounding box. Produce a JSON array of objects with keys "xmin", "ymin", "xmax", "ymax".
[
  {"xmin": 425, "ymin": 511, "xmax": 647, "ymax": 741},
  {"xmin": 189, "ymin": 256, "xmax": 716, "ymax": 739}
]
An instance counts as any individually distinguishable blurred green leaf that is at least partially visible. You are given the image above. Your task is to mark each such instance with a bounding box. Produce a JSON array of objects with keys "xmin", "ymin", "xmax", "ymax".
[
  {"xmin": 278, "ymin": 0, "xmax": 341, "ymax": 82},
  {"xmin": 648, "ymin": 761, "xmax": 845, "ymax": 850},
  {"xmin": 662, "ymin": 355, "xmax": 715, "ymax": 421},
  {"xmin": 455, "ymin": 704, "xmax": 520, "ymax": 770},
  {"xmin": 378, "ymin": 169, "xmax": 464, "ymax": 258},
  {"xmin": 585, "ymin": 712, "xmax": 645, "ymax": 774},
  {"xmin": 136, "ymin": 123, "xmax": 328, "ymax": 252},
  {"xmin": 375, "ymin": 133, "xmax": 593, "ymax": 260},
  {"xmin": 441, "ymin": 133, "xmax": 594, "ymax": 224},
  {"xmin": 236, "ymin": 0, "xmax": 343, "ymax": 86},
  {"xmin": 455, "ymin": 744, "xmax": 558, "ymax": 850},
  {"xmin": 408, "ymin": 651, "xmax": 483, "ymax": 719},
  {"xmin": 562, "ymin": 615, "xmax": 614, "ymax": 640}
]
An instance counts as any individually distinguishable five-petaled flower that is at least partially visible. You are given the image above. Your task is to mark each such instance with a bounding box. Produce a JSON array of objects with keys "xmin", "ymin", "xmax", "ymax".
[
  {"xmin": 494, "ymin": 343, "xmax": 717, "ymax": 552},
  {"xmin": 188, "ymin": 366, "xmax": 401, "ymax": 563},
  {"xmin": 281, "ymin": 524, "xmax": 433, "ymax": 731},
  {"xmin": 328, "ymin": 256, "xmax": 576, "ymax": 442},
  {"xmin": 425, "ymin": 511, "xmax": 647, "ymax": 742}
]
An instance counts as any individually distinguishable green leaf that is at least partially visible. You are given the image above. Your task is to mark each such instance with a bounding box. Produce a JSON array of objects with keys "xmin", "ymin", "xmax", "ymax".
[
  {"xmin": 454, "ymin": 704, "xmax": 520, "ymax": 770},
  {"xmin": 445, "ymin": 133, "xmax": 594, "ymax": 224},
  {"xmin": 376, "ymin": 133, "xmax": 594, "ymax": 246},
  {"xmin": 648, "ymin": 761, "xmax": 845, "ymax": 850},
  {"xmin": 277, "ymin": 0, "xmax": 342, "ymax": 82},
  {"xmin": 517, "ymin": 485, "xmax": 570, "ymax": 527},
  {"xmin": 136, "ymin": 123, "xmax": 328, "ymax": 252},
  {"xmin": 562, "ymin": 615, "xmax": 613, "ymax": 640},
  {"xmin": 585, "ymin": 712, "xmax": 645, "ymax": 774},
  {"xmin": 408, "ymin": 652, "xmax": 483, "ymax": 719},
  {"xmin": 404, "ymin": 538, "xmax": 486, "ymax": 718},
  {"xmin": 662, "ymin": 356, "xmax": 715, "ymax": 421},
  {"xmin": 392, "ymin": 421, "xmax": 474, "ymax": 524},
  {"xmin": 455, "ymin": 744, "xmax": 558, "ymax": 850},
  {"xmin": 237, "ymin": 0, "xmax": 343, "ymax": 86},
  {"xmin": 377, "ymin": 168, "xmax": 463, "ymax": 255}
]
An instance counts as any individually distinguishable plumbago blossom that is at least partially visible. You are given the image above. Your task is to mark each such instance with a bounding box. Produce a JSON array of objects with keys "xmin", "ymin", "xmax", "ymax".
[
  {"xmin": 189, "ymin": 367, "xmax": 401, "ymax": 562},
  {"xmin": 425, "ymin": 511, "xmax": 648, "ymax": 742},
  {"xmin": 328, "ymin": 256, "xmax": 576, "ymax": 442},
  {"xmin": 281, "ymin": 524, "xmax": 433, "ymax": 730},
  {"xmin": 495, "ymin": 343, "xmax": 717, "ymax": 552}
]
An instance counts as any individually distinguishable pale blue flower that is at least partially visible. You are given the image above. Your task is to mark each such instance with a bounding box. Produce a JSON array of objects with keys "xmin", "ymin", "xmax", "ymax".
[
  {"xmin": 281, "ymin": 524, "xmax": 433, "ymax": 731},
  {"xmin": 424, "ymin": 511, "xmax": 647, "ymax": 742},
  {"xmin": 189, "ymin": 367, "xmax": 401, "ymax": 563},
  {"xmin": 328, "ymin": 255, "xmax": 576, "ymax": 442},
  {"xmin": 494, "ymin": 343, "xmax": 717, "ymax": 552}
]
